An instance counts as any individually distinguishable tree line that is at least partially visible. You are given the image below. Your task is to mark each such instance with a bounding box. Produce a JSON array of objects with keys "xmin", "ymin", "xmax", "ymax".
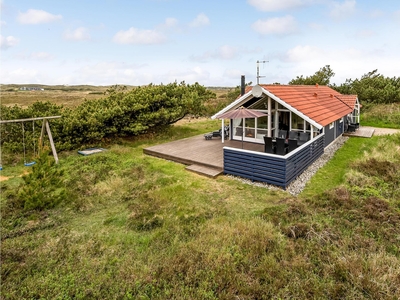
[
  {"xmin": 0, "ymin": 82, "xmax": 215, "ymax": 156},
  {"xmin": 289, "ymin": 65, "xmax": 400, "ymax": 104},
  {"xmin": 1, "ymin": 67, "xmax": 398, "ymax": 158}
]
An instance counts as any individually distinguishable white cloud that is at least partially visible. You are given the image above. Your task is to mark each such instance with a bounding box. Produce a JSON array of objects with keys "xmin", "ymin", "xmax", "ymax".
[
  {"xmin": 64, "ymin": 27, "xmax": 91, "ymax": 41},
  {"xmin": 113, "ymin": 18, "xmax": 176, "ymax": 45},
  {"xmin": 191, "ymin": 45, "xmax": 239, "ymax": 62},
  {"xmin": 329, "ymin": 0, "xmax": 356, "ymax": 19},
  {"xmin": 164, "ymin": 18, "xmax": 179, "ymax": 28},
  {"xmin": 368, "ymin": 9, "xmax": 383, "ymax": 19},
  {"xmin": 30, "ymin": 52, "xmax": 54, "ymax": 60},
  {"xmin": 223, "ymin": 69, "xmax": 249, "ymax": 80},
  {"xmin": 17, "ymin": 9, "xmax": 62, "ymax": 24},
  {"xmin": 189, "ymin": 13, "xmax": 210, "ymax": 27},
  {"xmin": 113, "ymin": 27, "xmax": 167, "ymax": 45},
  {"xmin": 284, "ymin": 45, "xmax": 325, "ymax": 62},
  {"xmin": 13, "ymin": 51, "xmax": 54, "ymax": 60},
  {"xmin": 354, "ymin": 30, "xmax": 377, "ymax": 38},
  {"xmin": 0, "ymin": 20, "xmax": 6, "ymax": 27},
  {"xmin": 191, "ymin": 45, "xmax": 261, "ymax": 62},
  {"xmin": 252, "ymin": 15, "xmax": 298, "ymax": 35},
  {"xmin": 165, "ymin": 66, "xmax": 210, "ymax": 83},
  {"xmin": 0, "ymin": 35, "xmax": 19, "ymax": 49},
  {"xmin": 247, "ymin": 0, "xmax": 311, "ymax": 11},
  {"xmin": 0, "ymin": 68, "xmax": 41, "ymax": 84}
]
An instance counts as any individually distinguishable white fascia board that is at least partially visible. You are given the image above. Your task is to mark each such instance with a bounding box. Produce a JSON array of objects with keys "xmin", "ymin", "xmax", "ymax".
[
  {"xmin": 259, "ymin": 86, "xmax": 323, "ymax": 130},
  {"xmin": 210, "ymin": 91, "xmax": 254, "ymax": 119}
]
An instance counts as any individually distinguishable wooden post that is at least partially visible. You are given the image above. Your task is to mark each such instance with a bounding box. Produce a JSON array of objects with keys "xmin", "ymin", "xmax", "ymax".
[
  {"xmin": 222, "ymin": 119, "xmax": 225, "ymax": 143},
  {"xmin": 45, "ymin": 120, "xmax": 59, "ymax": 164},
  {"xmin": 267, "ymin": 97, "xmax": 272, "ymax": 137},
  {"xmin": 39, "ymin": 119, "xmax": 46, "ymax": 152},
  {"xmin": 0, "ymin": 116, "xmax": 61, "ymax": 164}
]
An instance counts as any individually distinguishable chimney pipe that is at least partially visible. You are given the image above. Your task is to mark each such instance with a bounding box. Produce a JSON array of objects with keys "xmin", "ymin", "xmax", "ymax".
[{"xmin": 240, "ymin": 75, "xmax": 245, "ymax": 96}]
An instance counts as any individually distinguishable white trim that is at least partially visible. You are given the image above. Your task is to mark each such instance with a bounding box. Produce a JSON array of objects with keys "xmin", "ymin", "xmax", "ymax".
[
  {"xmin": 223, "ymin": 133, "xmax": 325, "ymax": 159},
  {"xmin": 212, "ymin": 85, "xmax": 326, "ymax": 130}
]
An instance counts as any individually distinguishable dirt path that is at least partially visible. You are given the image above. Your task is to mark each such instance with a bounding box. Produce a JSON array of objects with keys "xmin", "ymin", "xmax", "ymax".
[{"xmin": 363, "ymin": 126, "xmax": 400, "ymax": 136}]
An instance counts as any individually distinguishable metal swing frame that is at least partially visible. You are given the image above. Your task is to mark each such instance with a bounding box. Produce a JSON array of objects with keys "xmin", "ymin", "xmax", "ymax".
[{"xmin": 0, "ymin": 116, "xmax": 62, "ymax": 165}]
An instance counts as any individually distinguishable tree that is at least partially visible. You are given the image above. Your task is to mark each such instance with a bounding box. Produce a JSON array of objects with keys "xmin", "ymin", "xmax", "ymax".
[
  {"xmin": 289, "ymin": 65, "xmax": 335, "ymax": 86},
  {"xmin": 332, "ymin": 70, "xmax": 400, "ymax": 104}
]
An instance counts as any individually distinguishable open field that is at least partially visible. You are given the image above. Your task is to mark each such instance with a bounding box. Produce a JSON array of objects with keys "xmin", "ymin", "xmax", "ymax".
[
  {"xmin": 0, "ymin": 84, "xmax": 231, "ymax": 109},
  {"xmin": 1, "ymin": 115, "xmax": 400, "ymax": 299},
  {"xmin": 1, "ymin": 86, "xmax": 400, "ymax": 299}
]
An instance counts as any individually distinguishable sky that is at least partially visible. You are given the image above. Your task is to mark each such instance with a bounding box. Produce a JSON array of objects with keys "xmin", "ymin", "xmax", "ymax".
[{"xmin": 1, "ymin": 0, "xmax": 399, "ymax": 87}]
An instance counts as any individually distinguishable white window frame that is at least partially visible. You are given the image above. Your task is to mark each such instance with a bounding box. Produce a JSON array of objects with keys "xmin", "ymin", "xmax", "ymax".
[{"xmin": 329, "ymin": 121, "xmax": 334, "ymax": 129}]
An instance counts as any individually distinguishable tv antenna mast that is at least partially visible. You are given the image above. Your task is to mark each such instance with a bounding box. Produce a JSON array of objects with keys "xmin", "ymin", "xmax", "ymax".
[{"xmin": 256, "ymin": 60, "xmax": 268, "ymax": 84}]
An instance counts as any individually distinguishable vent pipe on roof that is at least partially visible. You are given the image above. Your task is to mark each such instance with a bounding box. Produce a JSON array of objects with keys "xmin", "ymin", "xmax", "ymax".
[
  {"xmin": 240, "ymin": 75, "xmax": 245, "ymax": 96},
  {"xmin": 316, "ymin": 83, "xmax": 319, "ymax": 88}
]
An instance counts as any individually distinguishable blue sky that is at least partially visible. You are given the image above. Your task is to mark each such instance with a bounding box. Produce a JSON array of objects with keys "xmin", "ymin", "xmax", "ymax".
[{"xmin": 1, "ymin": 0, "xmax": 399, "ymax": 87}]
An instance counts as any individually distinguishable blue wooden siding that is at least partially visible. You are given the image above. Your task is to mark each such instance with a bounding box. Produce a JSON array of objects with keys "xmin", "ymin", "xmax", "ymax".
[
  {"xmin": 223, "ymin": 134, "xmax": 325, "ymax": 188},
  {"xmin": 324, "ymin": 124, "xmax": 334, "ymax": 147},
  {"xmin": 336, "ymin": 119, "xmax": 344, "ymax": 136}
]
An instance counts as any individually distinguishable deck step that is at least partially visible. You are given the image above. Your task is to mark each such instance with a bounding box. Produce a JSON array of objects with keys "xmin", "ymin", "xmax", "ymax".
[{"xmin": 186, "ymin": 164, "xmax": 223, "ymax": 178}]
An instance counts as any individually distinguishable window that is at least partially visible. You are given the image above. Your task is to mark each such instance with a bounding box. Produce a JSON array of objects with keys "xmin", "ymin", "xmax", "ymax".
[
  {"xmin": 291, "ymin": 113, "xmax": 304, "ymax": 130},
  {"xmin": 340, "ymin": 117, "xmax": 343, "ymax": 123},
  {"xmin": 329, "ymin": 122, "xmax": 334, "ymax": 129}
]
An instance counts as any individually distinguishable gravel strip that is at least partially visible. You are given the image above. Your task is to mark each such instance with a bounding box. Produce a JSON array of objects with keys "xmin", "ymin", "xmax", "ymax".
[{"xmin": 226, "ymin": 136, "xmax": 349, "ymax": 196}]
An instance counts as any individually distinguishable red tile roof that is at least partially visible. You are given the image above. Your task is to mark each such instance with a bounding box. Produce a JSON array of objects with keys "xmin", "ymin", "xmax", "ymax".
[
  {"xmin": 335, "ymin": 94, "xmax": 358, "ymax": 109},
  {"xmin": 258, "ymin": 85, "xmax": 355, "ymax": 127}
]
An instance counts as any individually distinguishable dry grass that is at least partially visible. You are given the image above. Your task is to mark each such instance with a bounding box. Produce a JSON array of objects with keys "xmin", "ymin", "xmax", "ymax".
[{"xmin": 0, "ymin": 85, "xmax": 111, "ymax": 108}]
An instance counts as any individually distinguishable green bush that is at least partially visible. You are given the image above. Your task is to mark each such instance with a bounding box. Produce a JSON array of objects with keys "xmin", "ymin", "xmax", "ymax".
[
  {"xmin": 17, "ymin": 152, "xmax": 66, "ymax": 211},
  {"xmin": 0, "ymin": 82, "xmax": 216, "ymax": 153}
]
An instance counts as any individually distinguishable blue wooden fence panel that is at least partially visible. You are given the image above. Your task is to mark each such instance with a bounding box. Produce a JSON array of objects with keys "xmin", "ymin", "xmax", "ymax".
[{"xmin": 223, "ymin": 135, "xmax": 325, "ymax": 189}]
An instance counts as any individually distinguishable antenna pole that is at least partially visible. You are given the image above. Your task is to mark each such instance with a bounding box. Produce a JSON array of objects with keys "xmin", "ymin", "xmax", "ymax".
[{"xmin": 256, "ymin": 60, "xmax": 268, "ymax": 85}]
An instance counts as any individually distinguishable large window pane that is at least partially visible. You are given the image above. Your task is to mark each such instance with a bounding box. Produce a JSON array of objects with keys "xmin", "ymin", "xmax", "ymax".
[{"xmin": 291, "ymin": 113, "xmax": 304, "ymax": 130}]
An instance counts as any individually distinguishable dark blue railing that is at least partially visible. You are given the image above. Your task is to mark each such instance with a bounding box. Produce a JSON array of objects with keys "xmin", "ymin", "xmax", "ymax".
[{"xmin": 223, "ymin": 134, "xmax": 325, "ymax": 188}]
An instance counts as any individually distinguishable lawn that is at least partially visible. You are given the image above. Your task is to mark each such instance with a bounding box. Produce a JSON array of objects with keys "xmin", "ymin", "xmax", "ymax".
[{"xmin": 1, "ymin": 117, "xmax": 399, "ymax": 299}]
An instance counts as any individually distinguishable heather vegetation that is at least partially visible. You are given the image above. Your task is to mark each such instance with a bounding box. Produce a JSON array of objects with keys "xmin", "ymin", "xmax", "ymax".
[
  {"xmin": 1, "ymin": 120, "xmax": 399, "ymax": 299},
  {"xmin": 1, "ymin": 76, "xmax": 400, "ymax": 299}
]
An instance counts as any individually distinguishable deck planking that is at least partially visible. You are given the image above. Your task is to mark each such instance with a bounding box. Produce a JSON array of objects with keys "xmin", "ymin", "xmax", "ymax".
[
  {"xmin": 343, "ymin": 126, "xmax": 375, "ymax": 138},
  {"xmin": 143, "ymin": 134, "xmax": 264, "ymax": 176}
]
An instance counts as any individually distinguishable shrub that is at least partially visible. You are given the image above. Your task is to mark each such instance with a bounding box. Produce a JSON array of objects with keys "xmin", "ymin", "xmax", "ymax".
[{"xmin": 17, "ymin": 152, "xmax": 66, "ymax": 211}]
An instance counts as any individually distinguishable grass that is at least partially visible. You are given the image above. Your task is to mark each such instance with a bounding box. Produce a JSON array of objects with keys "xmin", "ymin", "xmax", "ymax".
[
  {"xmin": 1, "ymin": 118, "xmax": 399, "ymax": 299},
  {"xmin": 301, "ymin": 136, "xmax": 380, "ymax": 197},
  {"xmin": 0, "ymin": 84, "xmax": 230, "ymax": 109},
  {"xmin": 361, "ymin": 103, "xmax": 400, "ymax": 129},
  {"xmin": 1, "ymin": 95, "xmax": 400, "ymax": 299}
]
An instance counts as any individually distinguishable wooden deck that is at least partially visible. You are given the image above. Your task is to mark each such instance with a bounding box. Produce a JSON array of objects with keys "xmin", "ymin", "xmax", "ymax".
[
  {"xmin": 143, "ymin": 135, "xmax": 264, "ymax": 177},
  {"xmin": 343, "ymin": 126, "xmax": 375, "ymax": 138}
]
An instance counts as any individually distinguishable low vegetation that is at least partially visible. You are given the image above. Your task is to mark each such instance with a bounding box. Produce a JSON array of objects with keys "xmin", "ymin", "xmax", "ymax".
[
  {"xmin": 1, "ymin": 77, "xmax": 399, "ymax": 298},
  {"xmin": 1, "ymin": 116, "xmax": 399, "ymax": 299},
  {"xmin": 361, "ymin": 103, "xmax": 400, "ymax": 129}
]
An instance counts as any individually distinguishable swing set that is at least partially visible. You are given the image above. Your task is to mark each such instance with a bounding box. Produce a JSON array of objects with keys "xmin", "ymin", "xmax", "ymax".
[{"xmin": 0, "ymin": 116, "xmax": 61, "ymax": 170}]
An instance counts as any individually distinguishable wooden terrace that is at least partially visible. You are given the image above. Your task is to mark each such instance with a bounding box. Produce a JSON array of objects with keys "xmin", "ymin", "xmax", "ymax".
[
  {"xmin": 144, "ymin": 133, "xmax": 325, "ymax": 188},
  {"xmin": 143, "ymin": 135, "xmax": 264, "ymax": 178}
]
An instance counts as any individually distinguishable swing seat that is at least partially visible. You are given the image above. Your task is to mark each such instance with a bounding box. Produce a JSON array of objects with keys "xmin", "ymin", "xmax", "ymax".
[{"xmin": 24, "ymin": 161, "xmax": 36, "ymax": 167}]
